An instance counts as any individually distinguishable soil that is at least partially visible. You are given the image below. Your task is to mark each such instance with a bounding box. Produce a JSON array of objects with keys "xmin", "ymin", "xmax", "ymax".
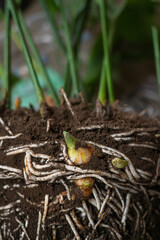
[{"xmin": 0, "ymin": 98, "xmax": 160, "ymax": 240}]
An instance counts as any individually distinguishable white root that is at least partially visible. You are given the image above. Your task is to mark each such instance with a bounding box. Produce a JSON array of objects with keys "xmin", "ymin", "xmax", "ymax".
[
  {"xmin": 65, "ymin": 214, "xmax": 81, "ymax": 240},
  {"xmin": 76, "ymin": 125, "xmax": 105, "ymax": 131},
  {"xmin": 15, "ymin": 217, "xmax": 31, "ymax": 240},
  {"xmin": 86, "ymin": 140, "xmax": 140, "ymax": 180},
  {"xmin": 98, "ymin": 189, "xmax": 110, "ymax": 219},
  {"xmin": 0, "ymin": 165, "xmax": 22, "ymax": 175},
  {"xmin": 152, "ymin": 155, "xmax": 160, "ymax": 182},
  {"xmin": 32, "ymin": 161, "xmax": 63, "ymax": 170},
  {"xmin": 128, "ymin": 143, "xmax": 157, "ymax": 150},
  {"xmin": 111, "ymin": 128, "xmax": 157, "ymax": 138},
  {"xmin": 100, "ymin": 224, "xmax": 122, "ymax": 240},
  {"xmin": 27, "ymin": 170, "xmax": 72, "ymax": 182},
  {"xmin": 42, "ymin": 194, "xmax": 49, "ymax": 225},
  {"xmin": 52, "ymin": 225, "xmax": 56, "ymax": 240},
  {"xmin": 36, "ymin": 211, "xmax": 42, "ymax": 240},
  {"xmin": 5, "ymin": 141, "xmax": 49, "ymax": 153},
  {"xmin": 115, "ymin": 187, "xmax": 125, "ymax": 211},
  {"xmin": 68, "ymin": 173, "xmax": 112, "ymax": 188},
  {"xmin": 0, "ymin": 117, "xmax": 13, "ymax": 135},
  {"xmin": 113, "ymin": 137, "xmax": 133, "ymax": 141},
  {"xmin": 20, "ymin": 216, "xmax": 29, "ymax": 240},
  {"xmin": 0, "ymin": 133, "xmax": 22, "ymax": 140},
  {"xmin": 7, "ymin": 148, "xmax": 52, "ymax": 160},
  {"xmin": 60, "ymin": 88, "xmax": 80, "ymax": 124},
  {"xmin": 140, "ymin": 157, "xmax": 155, "ymax": 165},
  {"xmin": 24, "ymin": 152, "xmax": 59, "ymax": 176},
  {"xmin": 46, "ymin": 118, "xmax": 53, "ymax": 133},
  {"xmin": 0, "ymin": 200, "xmax": 21, "ymax": 211},
  {"xmin": 133, "ymin": 204, "xmax": 140, "ymax": 234},
  {"xmin": 61, "ymin": 143, "xmax": 73, "ymax": 165},
  {"xmin": 70, "ymin": 211, "xmax": 84, "ymax": 230},
  {"xmin": 92, "ymin": 188, "xmax": 101, "ymax": 210},
  {"xmin": 16, "ymin": 192, "xmax": 43, "ymax": 208},
  {"xmin": 121, "ymin": 193, "xmax": 131, "ymax": 230},
  {"xmin": 82, "ymin": 201, "xmax": 94, "ymax": 228},
  {"xmin": 65, "ymin": 164, "xmax": 125, "ymax": 183},
  {"xmin": 136, "ymin": 169, "xmax": 152, "ymax": 177},
  {"xmin": 60, "ymin": 179, "xmax": 71, "ymax": 201}
]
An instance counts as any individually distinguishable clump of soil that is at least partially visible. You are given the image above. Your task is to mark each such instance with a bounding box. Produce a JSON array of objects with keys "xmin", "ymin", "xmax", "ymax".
[{"xmin": 0, "ymin": 98, "xmax": 160, "ymax": 240}]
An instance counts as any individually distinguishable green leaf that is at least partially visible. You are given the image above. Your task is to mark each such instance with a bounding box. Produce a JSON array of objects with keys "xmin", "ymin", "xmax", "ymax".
[{"xmin": 11, "ymin": 67, "xmax": 64, "ymax": 109}]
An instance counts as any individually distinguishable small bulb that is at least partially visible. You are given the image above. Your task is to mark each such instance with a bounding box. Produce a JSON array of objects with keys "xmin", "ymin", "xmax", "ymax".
[
  {"xmin": 68, "ymin": 147, "xmax": 92, "ymax": 165},
  {"xmin": 74, "ymin": 178, "xmax": 94, "ymax": 198},
  {"xmin": 112, "ymin": 157, "xmax": 128, "ymax": 169},
  {"xmin": 63, "ymin": 131, "xmax": 92, "ymax": 165}
]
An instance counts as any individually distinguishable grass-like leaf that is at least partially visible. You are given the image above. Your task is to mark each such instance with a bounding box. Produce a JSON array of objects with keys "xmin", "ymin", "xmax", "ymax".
[
  {"xmin": 98, "ymin": 0, "xmax": 114, "ymax": 103},
  {"xmin": 152, "ymin": 26, "xmax": 160, "ymax": 102},
  {"xmin": 17, "ymin": 9, "xmax": 59, "ymax": 105},
  {"xmin": 9, "ymin": 0, "xmax": 45, "ymax": 110},
  {"xmin": 60, "ymin": 0, "xmax": 79, "ymax": 96},
  {"xmin": 3, "ymin": 0, "xmax": 11, "ymax": 105},
  {"xmin": 98, "ymin": 60, "xmax": 106, "ymax": 105}
]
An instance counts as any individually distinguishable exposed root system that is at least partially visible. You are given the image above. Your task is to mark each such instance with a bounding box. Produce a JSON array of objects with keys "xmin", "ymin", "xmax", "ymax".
[{"xmin": 0, "ymin": 99, "xmax": 160, "ymax": 239}]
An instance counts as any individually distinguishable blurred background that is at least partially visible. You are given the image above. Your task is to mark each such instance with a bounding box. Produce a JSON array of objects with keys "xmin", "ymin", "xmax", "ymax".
[{"xmin": 0, "ymin": 0, "xmax": 160, "ymax": 117}]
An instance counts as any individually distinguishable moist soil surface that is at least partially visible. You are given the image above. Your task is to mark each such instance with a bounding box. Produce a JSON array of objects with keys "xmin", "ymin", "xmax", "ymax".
[{"xmin": 0, "ymin": 99, "xmax": 160, "ymax": 240}]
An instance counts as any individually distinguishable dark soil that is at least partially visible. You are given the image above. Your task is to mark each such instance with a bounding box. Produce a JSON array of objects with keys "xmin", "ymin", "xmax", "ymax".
[{"xmin": 0, "ymin": 98, "xmax": 160, "ymax": 240}]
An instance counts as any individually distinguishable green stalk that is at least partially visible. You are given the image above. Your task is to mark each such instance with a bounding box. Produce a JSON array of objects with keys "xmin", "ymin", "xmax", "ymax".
[
  {"xmin": 63, "ymin": 0, "xmax": 91, "ymax": 97},
  {"xmin": 17, "ymin": 9, "xmax": 59, "ymax": 105},
  {"xmin": 9, "ymin": 0, "xmax": 44, "ymax": 109},
  {"xmin": 39, "ymin": 0, "xmax": 65, "ymax": 53},
  {"xmin": 64, "ymin": 60, "xmax": 72, "ymax": 96},
  {"xmin": 152, "ymin": 26, "xmax": 160, "ymax": 102},
  {"xmin": 99, "ymin": 0, "xmax": 114, "ymax": 102},
  {"xmin": 73, "ymin": 0, "xmax": 92, "ymax": 55},
  {"xmin": 61, "ymin": 0, "xmax": 79, "ymax": 96},
  {"xmin": 3, "ymin": 0, "xmax": 11, "ymax": 105},
  {"xmin": 98, "ymin": 60, "xmax": 106, "ymax": 104}
]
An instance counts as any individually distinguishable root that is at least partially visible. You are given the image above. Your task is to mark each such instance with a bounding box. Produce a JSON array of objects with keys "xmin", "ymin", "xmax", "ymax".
[{"xmin": 0, "ymin": 118, "xmax": 159, "ymax": 240}]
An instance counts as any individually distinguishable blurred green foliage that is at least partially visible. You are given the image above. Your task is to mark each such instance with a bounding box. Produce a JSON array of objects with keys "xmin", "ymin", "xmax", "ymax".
[{"xmin": 0, "ymin": 0, "xmax": 159, "ymax": 107}]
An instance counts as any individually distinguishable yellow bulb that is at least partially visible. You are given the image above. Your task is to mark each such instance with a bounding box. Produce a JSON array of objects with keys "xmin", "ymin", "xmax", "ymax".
[
  {"xmin": 68, "ymin": 147, "xmax": 92, "ymax": 165},
  {"xmin": 74, "ymin": 178, "xmax": 94, "ymax": 198}
]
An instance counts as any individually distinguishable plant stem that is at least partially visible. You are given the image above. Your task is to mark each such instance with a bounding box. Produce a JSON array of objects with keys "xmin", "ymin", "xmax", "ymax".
[
  {"xmin": 152, "ymin": 26, "xmax": 160, "ymax": 102},
  {"xmin": 63, "ymin": 0, "xmax": 91, "ymax": 97},
  {"xmin": 73, "ymin": 0, "xmax": 92, "ymax": 55},
  {"xmin": 60, "ymin": 0, "xmax": 79, "ymax": 96},
  {"xmin": 99, "ymin": 0, "xmax": 114, "ymax": 103},
  {"xmin": 98, "ymin": 60, "xmax": 106, "ymax": 104},
  {"xmin": 3, "ymin": 0, "xmax": 11, "ymax": 106},
  {"xmin": 17, "ymin": 9, "xmax": 59, "ymax": 105},
  {"xmin": 9, "ymin": 0, "xmax": 44, "ymax": 109},
  {"xmin": 64, "ymin": 60, "xmax": 71, "ymax": 96}
]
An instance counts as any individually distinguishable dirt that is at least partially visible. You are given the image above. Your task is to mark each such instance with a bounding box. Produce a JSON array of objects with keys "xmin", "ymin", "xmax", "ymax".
[{"xmin": 0, "ymin": 98, "xmax": 160, "ymax": 240}]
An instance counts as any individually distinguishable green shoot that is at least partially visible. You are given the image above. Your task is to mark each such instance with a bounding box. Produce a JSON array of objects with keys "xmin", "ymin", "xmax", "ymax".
[
  {"xmin": 60, "ymin": 0, "xmax": 79, "ymax": 96},
  {"xmin": 63, "ymin": 131, "xmax": 76, "ymax": 149},
  {"xmin": 152, "ymin": 26, "xmax": 160, "ymax": 102},
  {"xmin": 98, "ymin": 0, "xmax": 114, "ymax": 103},
  {"xmin": 112, "ymin": 158, "xmax": 128, "ymax": 169},
  {"xmin": 17, "ymin": 9, "xmax": 59, "ymax": 105},
  {"xmin": 98, "ymin": 60, "xmax": 106, "ymax": 105},
  {"xmin": 9, "ymin": 0, "xmax": 45, "ymax": 112},
  {"xmin": 3, "ymin": 0, "xmax": 11, "ymax": 106}
]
